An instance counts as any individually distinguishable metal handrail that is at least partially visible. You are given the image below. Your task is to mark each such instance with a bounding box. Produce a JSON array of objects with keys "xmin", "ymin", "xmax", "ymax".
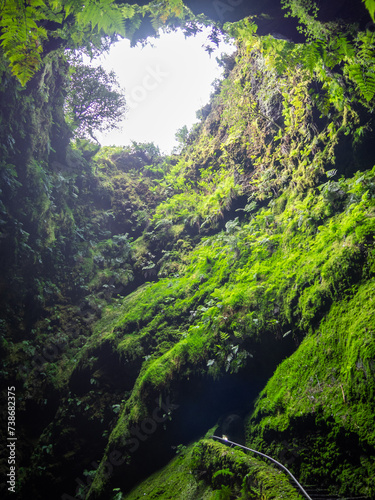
[{"xmin": 210, "ymin": 435, "xmax": 313, "ymax": 500}]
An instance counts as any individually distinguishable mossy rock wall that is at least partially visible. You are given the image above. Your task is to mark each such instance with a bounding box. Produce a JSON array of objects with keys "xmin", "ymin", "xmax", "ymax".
[
  {"xmin": 247, "ymin": 279, "xmax": 375, "ymax": 497},
  {"xmin": 121, "ymin": 439, "xmax": 305, "ymax": 499}
]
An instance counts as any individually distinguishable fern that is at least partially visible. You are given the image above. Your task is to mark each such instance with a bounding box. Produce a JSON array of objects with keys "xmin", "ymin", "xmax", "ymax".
[
  {"xmin": 363, "ymin": 0, "xmax": 375, "ymax": 21},
  {"xmin": 336, "ymin": 36, "xmax": 355, "ymax": 61},
  {"xmin": 304, "ymin": 40, "xmax": 324, "ymax": 74},
  {"xmin": 148, "ymin": 0, "xmax": 186, "ymax": 31},
  {"xmin": 0, "ymin": 0, "xmax": 188, "ymax": 85},
  {"xmin": 122, "ymin": 13, "xmax": 143, "ymax": 41},
  {"xmin": 75, "ymin": 0, "xmax": 125, "ymax": 36},
  {"xmin": 348, "ymin": 64, "xmax": 375, "ymax": 101},
  {"xmin": 220, "ymin": 332, "xmax": 230, "ymax": 343},
  {"xmin": 59, "ymin": 0, "xmax": 85, "ymax": 18},
  {"xmin": 0, "ymin": 1, "xmax": 48, "ymax": 85},
  {"xmin": 121, "ymin": 4, "xmax": 136, "ymax": 19}
]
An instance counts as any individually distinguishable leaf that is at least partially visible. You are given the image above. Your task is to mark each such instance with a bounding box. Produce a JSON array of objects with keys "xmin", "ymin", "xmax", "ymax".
[
  {"xmin": 29, "ymin": 0, "xmax": 47, "ymax": 7},
  {"xmin": 0, "ymin": 1, "xmax": 47, "ymax": 85},
  {"xmin": 304, "ymin": 40, "xmax": 325, "ymax": 74},
  {"xmin": 363, "ymin": 0, "xmax": 375, "ymax": 21},
  {"xmin": 348, "ymin": 64, "xmax": 375, "ymax": 101},
  {"xmin": 336, "ymin": 36, "xmax": 355, "ymax": 61},
  {"xmin": 76, "ymin": 0, "xmax": 120, "ymax": 32},
  {"xmin": 121, "ymin": 4, "xmax": 136, "ymax": 19}
]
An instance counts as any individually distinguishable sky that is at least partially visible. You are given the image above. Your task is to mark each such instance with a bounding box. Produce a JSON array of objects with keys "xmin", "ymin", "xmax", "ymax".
[{"xmin": 92, "ymin": 28, "xmax": 235, "ymax": 154}]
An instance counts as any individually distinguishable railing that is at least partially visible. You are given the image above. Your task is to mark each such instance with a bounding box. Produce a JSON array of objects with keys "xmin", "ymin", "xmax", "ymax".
[{"xmin": 210, "ymin": 435, "xmax": 313, "ymax": 500}]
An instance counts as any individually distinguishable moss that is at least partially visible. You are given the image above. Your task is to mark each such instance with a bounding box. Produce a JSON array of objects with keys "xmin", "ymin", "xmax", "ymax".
[
  {"xmin": 121, "ymin": 443, "xmax": 215, "ymax": 500},
  {"xmin": 248, "ymin": 279, "xmax": 375, "ymax": 496},
  {"xmin": 121, "ymin": 439, "xmax": 304, "ymax": 500},
  {"xmin": 87, "ymin": 161, "xmax": 374, "ymax": 498},
  {"xmin": 191, "ymin": 439, "xmax": 304, "ymax": 499}
]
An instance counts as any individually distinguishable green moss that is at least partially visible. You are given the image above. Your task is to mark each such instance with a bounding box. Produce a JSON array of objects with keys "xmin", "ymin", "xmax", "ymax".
[
  {"xmin": 121, "ymin": 443, "xmax": 215, "ymax": 500},
  {"xmin": 248, "ymin": 279, "xmax": 375, "ymax": 495},
  {"xmin": 121, "ymin": 439, "xmax": 304, "ymax": 500},
  {"xmin": 191, "ymin": 439, "xmax": 304, "ymax": 499},
  {"xmin": 87, "ymin": 158, "xmax": 374, "ymax": 497}
]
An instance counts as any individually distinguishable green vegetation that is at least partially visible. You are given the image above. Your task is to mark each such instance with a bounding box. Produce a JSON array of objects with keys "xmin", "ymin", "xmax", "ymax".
[
  {"xmin": 0, "ymin": 0, "xmax": 187, "ymax": 85},
  {"xmin": 0, "ymin": 1, "xmax": 375, "ymax": 499},
  {"xmin": 64, "ymin": 63, "xmax": 126, "ymax": 141},
  {"xmin": 121, "ymin": 440, "xmax": 304, "ymax": 499},
  {"xmin": 248, "ymin": 279, "xmax": 375, "ymax": 496}
]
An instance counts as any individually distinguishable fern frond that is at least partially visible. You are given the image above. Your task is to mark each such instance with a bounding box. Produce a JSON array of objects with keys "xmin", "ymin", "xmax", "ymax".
[
  {"xmin": 348, "ymin": 64, "xmax": 375, "ymax": 101},
  {"xmin": 33, "ymin": 0, "xmax": 49, "ymax": 7},
  {"xmin": 220, "ymin": 332, "xmax": 230, "ymax": 343},
  {"xmin": 0, "ymin": 1, "xmax": 47, "ymax": 85},
  {"xmin": 75, "ymin": 0, "xmax": 124, "ymax": 35},
  {"xmin": 150, "ymin": 15, "xmax": 163, "ymax": 32},
  {"xmin": 303, "ymin": 40, "xmax": 324, "ymax": 74},
  {"xmin": 363, "ymin": 71, "xmax": 375, "ymax": 101},
  {"xmin": 358, "ymin": 46, "xmax": 375, "ymax": 64},
  {"xmin": 59, "ymin": 0, "xmax": 85, "ymax": 18},
  {"xmin": 123, "ymin": 14, "xmax": 142, "ymax": 41},
  {"xmin": 336, "ymin": 36, "xmax": 355, "ymax": 61},
  {"xmin": 363, "ymin": 0, "xmax": 375, "ymax": 21},
  {"xmin": 147, "ymin": 0, "xmax": 185, "ymax": 27},
  {"xmin": 121, "ymin": 4, "xmax": 136, "ymax": 19}
]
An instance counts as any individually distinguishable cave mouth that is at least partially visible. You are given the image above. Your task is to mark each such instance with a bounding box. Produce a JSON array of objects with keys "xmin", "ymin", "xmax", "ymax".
[
  {"xmin": 82, "ymin": 0, "xmax": 371, "ymax": 154},
  {"xmin": 86, "ymin": 25, "xmax": 235, "ymax": 153}
]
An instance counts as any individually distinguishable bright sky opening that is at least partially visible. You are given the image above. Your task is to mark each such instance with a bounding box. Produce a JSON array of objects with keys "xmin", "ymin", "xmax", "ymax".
[{"xmin": 94, "ymin": 28, "xmax": 235, "ymax": 154}]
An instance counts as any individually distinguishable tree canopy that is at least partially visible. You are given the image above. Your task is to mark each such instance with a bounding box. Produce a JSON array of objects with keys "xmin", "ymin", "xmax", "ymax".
[{"xmin": 64, "ymin": 63, "xmax": 126, "ymax": 141}]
